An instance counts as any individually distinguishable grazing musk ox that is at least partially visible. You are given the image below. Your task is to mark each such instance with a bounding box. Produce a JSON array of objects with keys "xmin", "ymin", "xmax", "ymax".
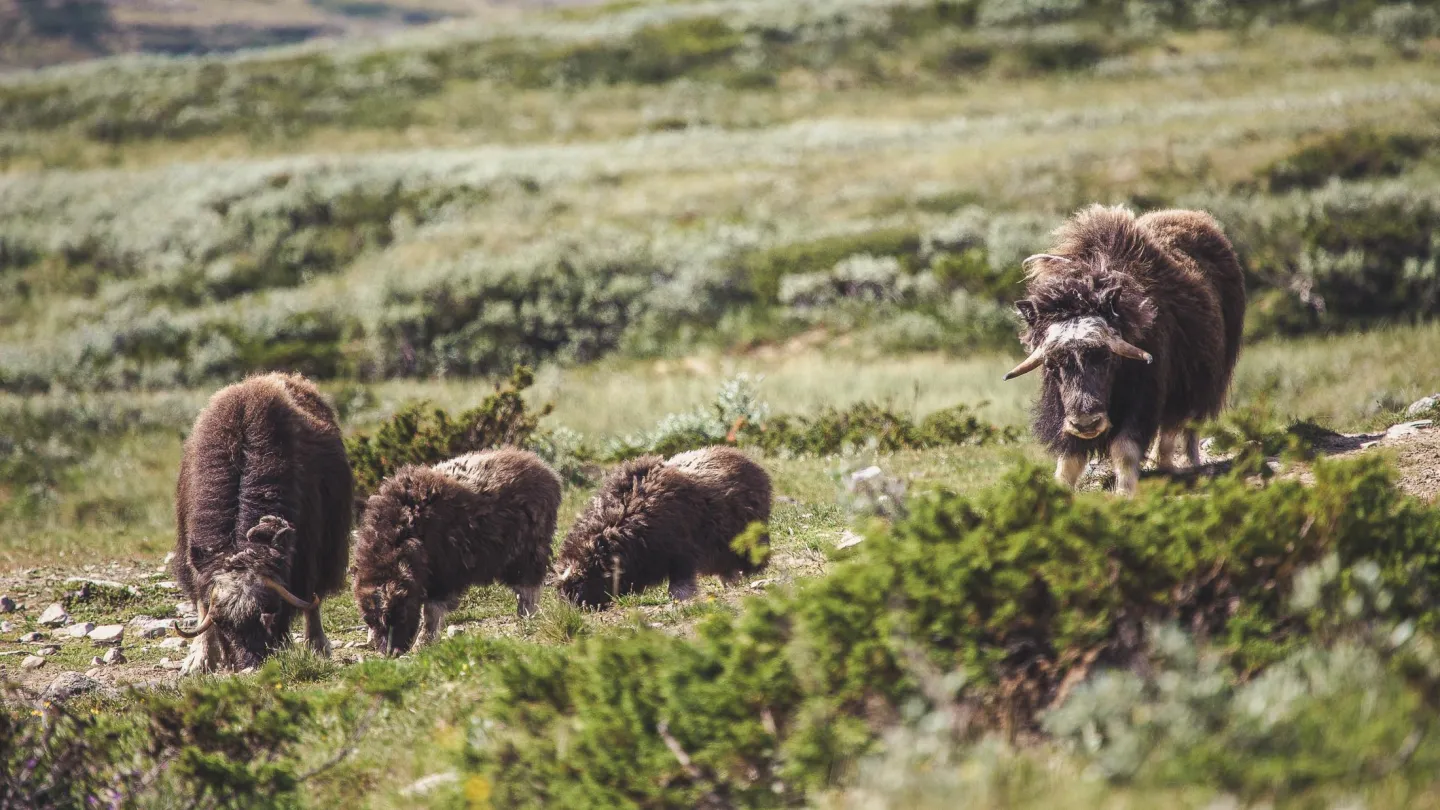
[
  {"xmin": 554, "ymin": 446, "xmax": 771, "ymax": 608},
  {"xmin": 353, "ymin": 448, "xmax": 561, "ymax": 656},
  {"xmin": 1004, "ymin": 205, "xmax": 1245, "ymax": 494},
  {"xmin": 172, "ymin": 373, "xmax": 353, "ymax": 674}
]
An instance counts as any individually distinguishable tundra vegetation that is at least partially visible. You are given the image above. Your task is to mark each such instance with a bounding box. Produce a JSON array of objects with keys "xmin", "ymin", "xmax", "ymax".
[{"xmin": 3, "ymin": 0, "xmax": 1440, "ymax": 807}]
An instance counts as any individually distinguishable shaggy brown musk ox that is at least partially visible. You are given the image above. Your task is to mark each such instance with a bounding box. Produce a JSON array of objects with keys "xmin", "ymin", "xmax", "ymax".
[
  {"xmin": 172, "ymin": 373, "xmax": 354, "ymax": 674},
  {"xmin": 554, "ymin": 446, "xmax": 771, "ymax": 608},
  {"xmin": 1004, "ymin": 205, "xmax": 1245, "ymax": 495},
  {"xmin": 353, "ymin": 448, "xmax": 561, "ymax": 655}
]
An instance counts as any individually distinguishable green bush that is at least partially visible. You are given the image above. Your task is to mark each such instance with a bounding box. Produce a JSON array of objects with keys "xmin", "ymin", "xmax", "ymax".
[
  {"xmin": 1261, "ymin": 129, "xmax": 1431, "ymax": 193},
  {"xmin": 452, "ymin": 454, "xmax": 1440, "ymax": 805},
  {"xmin": 344, "ymin": 365, "xmax": 549, "ymax": 495}
]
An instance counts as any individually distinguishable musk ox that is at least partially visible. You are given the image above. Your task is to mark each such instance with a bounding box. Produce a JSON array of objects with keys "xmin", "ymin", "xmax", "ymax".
[
  {"xmin": 172, "ymin": 373, "xmax": 354, "ymax": 674},
  {"xmin": 1004, "ymin": 205, "xmax": 1245, "ymax": 495},
  {"xmin": 353, "ymin": 448, "xmax": 562, "ymax": 656},
  {"xmin": 554, "ymin": 446, "xmax": 771, "ymax": 608}
]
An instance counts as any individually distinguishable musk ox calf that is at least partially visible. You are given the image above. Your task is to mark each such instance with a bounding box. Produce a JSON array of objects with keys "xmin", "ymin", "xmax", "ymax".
[
  {"xmin": 353, "ymin": 448, "xmax": 561, "ymax": 656},
  {"xmin": 1004, "ymin": 204, "xmax": 1245, "ymax": 495},
  {"xmin": 173, "ymin": 373, "xmax": 354, "ymax": 674},
  {"xmin": 555, "ymin": 446, "xmax": 771, "ymax": 608}
]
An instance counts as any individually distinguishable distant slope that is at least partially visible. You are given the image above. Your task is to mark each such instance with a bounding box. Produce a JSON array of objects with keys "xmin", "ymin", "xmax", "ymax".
[{"xmin": 0, "ymin": 0, "xmax": 606, "ymax": 70}]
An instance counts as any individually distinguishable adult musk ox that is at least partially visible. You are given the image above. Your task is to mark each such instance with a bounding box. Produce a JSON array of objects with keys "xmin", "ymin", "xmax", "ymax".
[
  {"xmin": 172, "ymin": 373, "xmax": 353, "ymax": 674},
  {"xmin": 353, "ymin": 448, "xmax": 561, "ymax": 656},
  {"xmin": 1004, "ymin": 205, "xmax": 1245, "ymax": 495},
  {"xmin": 554, "ymin": 446, "xmax": 771, "ymax": 608}
]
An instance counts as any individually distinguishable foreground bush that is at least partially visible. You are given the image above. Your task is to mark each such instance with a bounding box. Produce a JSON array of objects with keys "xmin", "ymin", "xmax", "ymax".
[{"xmin": 458, "ymin": 454, "xmax": 1440, "ymax": 806}]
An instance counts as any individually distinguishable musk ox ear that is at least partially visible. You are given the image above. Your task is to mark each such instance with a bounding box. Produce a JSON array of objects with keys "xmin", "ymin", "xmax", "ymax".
[{"xmin": 1014, "ymin": 299, "xmax": 1038, "ymax": 326}]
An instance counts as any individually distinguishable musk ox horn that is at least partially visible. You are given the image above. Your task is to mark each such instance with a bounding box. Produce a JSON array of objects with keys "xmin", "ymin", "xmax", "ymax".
[
  {"xmin": 1022, "ymin": 253, "xmax": 1071, "ymax": 267},
  {"xmin": 555, "ymin": 564, "xmax": 575, "ymax": 583},
  {"xmin": 261, "ymin": 576, "xmax": 317, "ymax": 610},
  {"xmin": 1106, "ymin": 336, "xmax": 1153, "ymax": 363},
  {"xmin": 175, "ymin": 588, "xmax": 216, "ymax": 638},
  {"xmin": 1003, "ymin": 343, "xmax": 1048, "ymax": 381}
]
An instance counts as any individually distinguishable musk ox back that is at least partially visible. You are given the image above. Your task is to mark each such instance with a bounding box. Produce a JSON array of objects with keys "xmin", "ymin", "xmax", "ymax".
[
  {"xmin": 172, "ymin": 373, "xmax": 353, "ymax": 674},
  {"xmin": 1004, "ymin": 205, "xmax": 1245, "ymax": 494},
  {"xmin": 353, "ymin": 448, "xmax": 561, "ymax": 656},
  {"xmin": 555, "ymin": 446, "xmax": 771, "ymax": 608}
]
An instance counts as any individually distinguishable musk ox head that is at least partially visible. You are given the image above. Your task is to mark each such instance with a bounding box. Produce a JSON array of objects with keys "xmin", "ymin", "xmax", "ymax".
[
  {"xmin": 551, "ymin": 548, "xmax": 620, "ymax": 609},
  {"xmin": 1006, "ymin": 259, "xmax": 1157, "ymax": 439},
  {"xmin": 355, "ymin": 574, "xmax": 423, "ymax": 657},
  {"xmin": 177, "ymin": 515, "xmax": 317, "ymax": 670}
]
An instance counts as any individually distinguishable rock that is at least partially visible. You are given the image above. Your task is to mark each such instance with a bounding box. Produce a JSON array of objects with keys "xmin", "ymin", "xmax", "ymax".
[
  {"xmin": 1386, "ymin": 420, "xmax": 1433, "ymax": 440},
  {"xmin": 42, "ymin": 671, "xmax": 102, "ymax": 701},
  {"xmin": 86, "ymin": 667, "xmax": 105, "ymax": 679},
  {"xmin": 748, "ymin": 578, "xmax": 777, "ymax": 590},
  {"xmin": 91, "ymin": 656, "xmax": 104, "ymax": 667},
  {"xmin": 37, "ymin": 603, "xmax": 69, "ymax": 627},
  {"xmin": 137, "ymin": 619, "xmax": 173, "ymax": 639},
  {"xmin": 88, "ymin": 625, "xmax": 124, "ymax": 645},
  {"xmin": 157, "ymin": 657, "xmax": 183, "ymax": 670},
  {"xmin": 21, "ymin": 655, "xmax": 44, "ymax": 670},
  {"xmin": 446, "ymin": 625, "xmax": 461, "ymax": 639},
  {"xmin": 19, "ymin": 632, "xmax": 44, "ymax": 643},
  {"xmin": 157, "ymin": 581, "xmax": 178, "ymax": 591},
  {"xmin": 850, "ymin": 466, "xmax": 883, "ymax": 484},
  {"xmin": 163, "ymin": 551, "xmax": 175, "ymax": 565},
  {"xmin": 837, "ymin": 530, "xmax": 865, "ymax": 550},
  {"xmin": 0, "ymin": 595, "xmax": 15, "ymax": 613},
  {"xmin": 66, "ymin": 622, "xmax": 97, "ymax": 638},
  {"xmin": 102, "ymin": 647, "xmax": 127, "ymax": 665},
  {"xmin": 159, "ymin": 636, "xmax": 186, "ymax": 649},
  {"xmin": 400, "ymin": 772, "xmax": 459, "ymax": 797},
  {"xmin": 38, "ymin": 645, "xmax": 60, "ymax": 656},
  {"xmin": 1406, "ymin": 395, "xmax": 1440, "ymax": 418},
  {"xmin": 0, "ymin": 620, "xmax": 13, "ymax": 633},
  {"xmin": 176, "ymin": 602, "xmax": 196, "ymax": 617}
]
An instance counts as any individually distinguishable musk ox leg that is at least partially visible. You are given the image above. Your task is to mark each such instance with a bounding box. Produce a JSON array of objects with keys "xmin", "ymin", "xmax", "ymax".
[
  {"xmin": 515, "ymin": 584, "xmax": 542, "ymax": 619},
  {"xmin": 421, "ymin": 601, "xmax": 450, "ymax": 645},
  {"xmin": 1184, "ymin": 429, "xmax": 1202, "ymax": 468},
  {"xmin": 668, "ymin": 577, "xmax": 699, "ymax": 602},
  {"xmin": 1055, "ymin": 454, "xmax": 1086, "ymax": 489},
  {"xmin": 1110, "ymin": 436, "xmax": 1143, "ymax": 496},
  {"xmin": 303, "ymin": 604, "xmax": 331, "ymax": 658},
  {"xmin": 1155, "ymin": 431, "xmax": 1180, "ymax": 474}
]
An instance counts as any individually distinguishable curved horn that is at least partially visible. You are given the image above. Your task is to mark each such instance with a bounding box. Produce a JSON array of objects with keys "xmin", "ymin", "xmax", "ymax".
[
  {"xmin": 261, "ymin": 576, "xmax": 317, "ymax": 610},
  {"xmin": 1106, "ymin": 336, "xmax": 1153, "ymax": 363},
  {"xmin": 1022, "ymin": 253, "xmax": 1071, "ymax": 267},
  {"xmin": 174, "ymin": 613, "xmax": 214, "ymax": 639},
  {"xmin": 1003, "ymin": 343, "xmax": 1048, "ymax": 381}
]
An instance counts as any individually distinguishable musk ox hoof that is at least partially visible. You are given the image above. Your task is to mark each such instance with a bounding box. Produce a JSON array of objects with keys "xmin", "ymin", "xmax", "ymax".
[
  {"xmin": 516, "ymin": 585, "xmax": 541, "ymax": 618},
  {"xmin": 668, "ymin": 579, "xmax": 699, "ymax": 602},
  {"xmin": 178, "ymin": 638, "xmax": 214, "ymax": 676}
]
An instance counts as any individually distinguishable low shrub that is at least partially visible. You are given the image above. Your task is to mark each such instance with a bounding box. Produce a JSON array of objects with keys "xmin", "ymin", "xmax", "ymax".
[
  {"xmin": 1260, "ymin": 128, "xmax": 1432, "ymax": 193},
  {"xmin": 449, "ymin": 455, "xmax": 1440, "ymax": 805},
  {"xmin": 344, "ymin": 365, "xmax": 549, "ymax": 495}
]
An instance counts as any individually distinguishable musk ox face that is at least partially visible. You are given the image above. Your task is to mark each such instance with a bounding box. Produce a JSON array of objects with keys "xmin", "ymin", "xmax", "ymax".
[
  {"xmin": 181, "ymin": 516, "xmax": 317, "ymax": 669},
  {"xmin": 1007, "ymin": 269, "xmax": 1157, "ymax": 438},
  {"xmin": 553, "ymin": 558, "xmax": 616, "ymax": 609},
  {"xmin": 357, "ymin": 578, "xmax": 422, "ymax": 656}
]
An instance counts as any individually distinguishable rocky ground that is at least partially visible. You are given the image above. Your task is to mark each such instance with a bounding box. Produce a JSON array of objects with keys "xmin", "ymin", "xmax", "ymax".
[{"xmin": 1, "ymin": 416, "xmax": 1435, "ymax": 702}]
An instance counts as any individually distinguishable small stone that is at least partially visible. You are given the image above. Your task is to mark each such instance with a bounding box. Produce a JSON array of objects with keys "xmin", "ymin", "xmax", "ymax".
[
  {"xmin": 21, "ymin": 655, "xmax": 44, "ymax": 670},
  {"xmin": 91, "ymin": 656, "xmax": 105, "ymax": 667},
  {"xmin": 400, "ymin": 772, "xmax": 459, "ymax": 797},
  {"xmin": 0, "ymin": 620, "xmax": 13, "ymax": 633},
  {"xmin": 850, "ymin": 466, "xmax": 883, "ymax": 483},
  {"xmin": 158, "ymin": 657, "xmax": 184, "ymax": 670},
  {"xmin": 66, "ymin": 622, "xmax": 97, "ymax": 638},
  {"xmin": 137, "ymin": 619, "xmax": 173, "ymax": 639},
  {"xmin": 749, "ymin": 578, "xmax": 777, "ymax": 590},
  {"xmin": 163, "ymin": 551, "xmax": 175, "ymax": 565},
  {"xmin": 102, "ymin": 647, "xmax": 127, "ymax": 665},
  {"xmin": 19, "ymin": 631, "xmax": 44, "ymax": 643},
  {"xmin": 159, "ymin": 636, "xmax": 186, "ymax": 649},
  {"xmin": 43, "ymin": 671, "xmax": 101, "ymax": 702},
  {"xmin": 1405, "ymin": 395, "xmax": 1440, "ymax": 418},
  {"xmin": 38, "ymin": 645, "xmax": 60, "ymax": 656},
  {"xmin": 837, "ymin": 530, "xmax": 865, "ymax": 550},
  {"xmin": 37, "ymin": 603, "xmax": 69, "ymax": 627},
  {"xmin": 86, "ymin": 667, "xmax": 104, "ymax": 679},
  {"xmin": 176, "ymin": 602, "xmax": 196, "ymax": 617},
  {"xmin": 89, "ymin": 625, "xmax": 124, "ymax": 645},
  {"xmin": 445, "ymin": 625, "xmax": 461, "ymax": 639},
  {"xmin": 157, "ymin": 581, "xmax": 178, "ymax": 591},
  {"xmin": 1386, "ymin": 420, "xmax": 1433, "ymax": 440},
  {"xmin": 0, "ymin": 595, "xmax": 15, "ymax": 613}
]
